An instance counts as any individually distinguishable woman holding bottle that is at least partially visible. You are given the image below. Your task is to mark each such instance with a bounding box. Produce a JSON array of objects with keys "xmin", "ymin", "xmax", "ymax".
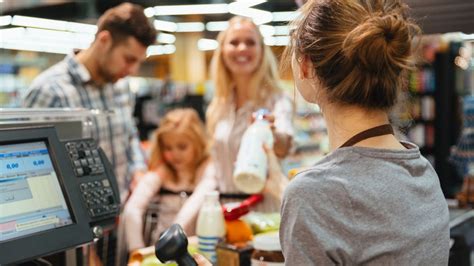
[
  {"xmin": 175, "ymin": 17, "xmax": 294, "ymax": 232},
  {"xmin": 207, "ymin": 16, "xmax": 294, "ymax": 211}
]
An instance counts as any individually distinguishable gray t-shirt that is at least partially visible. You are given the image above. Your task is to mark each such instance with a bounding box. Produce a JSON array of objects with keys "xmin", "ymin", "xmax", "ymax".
[{"xmin": 280, "ymin": 142, "xmax": 449, "ymax": 265}]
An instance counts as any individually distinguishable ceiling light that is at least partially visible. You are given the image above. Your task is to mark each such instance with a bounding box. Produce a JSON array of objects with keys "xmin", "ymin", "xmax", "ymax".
[
  {"xmin": 154, "ymin": 20, "xmax": 178, "ymax": 32},
  {"xmin": 259, "ymin": 25, "xmax": 274, "ymax": 37},
  {"xmin": 197, "ymin": 38, "xmax": 218, "ymax": 51},
  {"xmin": 272, "ymin": 11, "xmax": 299, "ymax": 22},
  {"xmin": 461, "ymin": 33, "xmax": 474, "ymax": 41},
  {"xmin": 10, "ymin": 15, "xmax": 97, "ymax": 34},
  {"xmin": 157, "ymin": 33, "xmax": 176, "ymax": 44},
  {"xmin": 66, "ymin": 22, "xmax": 97, "ymax": 34},
  {"xmin": 0, "ymin": 16, "xmax": 11, "ymax": 27},
  {"xmin": 234, "ymin": 0, "xmax": 267, "ymax": 7},
  {"xmin": 144, "ymin": 7, "xmax": 155, "ymax": 18},
  {"xmin": 264, "ymin": 36, "xmax": 290, "ymax": 46},
  {"xmin": 273, "ymin": 25, "xmax": 290, "ymax": 35},
  {"xmin": 147, "ymin": 44, "xmax": 176, "ymax": 57},
  {"xmin": 153, "ymin": 4, "xmax": 228, "ymax": 16},
  {"xmin": 176, "ymin": 22, "xmax": 205, "ymax": 32},
  {"xmin": 206, "ymin": 21, "xmax": 229, "ymax": 32},
  {"xmin": 12, "ymin": 15, "xmax": 67, "ymax": 31},
  {"xmin": 0, "ymin": 28, "xmax": 87, "ymax": 54},
  {"xmin": 0, "ymin": 27, "xmax": 93, "ymax": 51},
  {"xmin": 228, "ymin": 5, "xmax": 272, "ymax": 25},
  {"xmin": 1, "ymin": 40, "xmax": 70, "ymax": 54}
]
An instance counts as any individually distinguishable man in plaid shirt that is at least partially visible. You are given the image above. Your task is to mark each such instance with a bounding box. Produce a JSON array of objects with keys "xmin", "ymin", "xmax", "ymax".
[{"xmin": 22, "ymin": 3, "xmax": 157, "ymax": 202}]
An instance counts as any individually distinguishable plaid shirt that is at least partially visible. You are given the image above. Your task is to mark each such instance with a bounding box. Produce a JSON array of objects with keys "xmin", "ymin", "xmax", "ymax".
[{"xmin": 22, "ymin": 54, "xmax": 146, "ymax": 199}]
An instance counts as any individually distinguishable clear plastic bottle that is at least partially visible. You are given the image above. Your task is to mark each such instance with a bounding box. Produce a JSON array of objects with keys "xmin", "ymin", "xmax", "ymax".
[
  {"xmin": 233, "ymin": 109, "xmax": 274, "ymax": 194},
  {"xmin": 196, "ymin": 191, "xmax": 226, "ymax": 263}
]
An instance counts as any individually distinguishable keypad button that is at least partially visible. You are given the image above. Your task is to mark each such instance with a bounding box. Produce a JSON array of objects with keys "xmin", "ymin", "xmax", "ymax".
[
  {"xmin": 83, "ymin": 166, "xmax": 91, "ymax": 175},
  {"xmin": 102, "ymin": 179, "xmax": 110, "ymax": 187},
  {"xmin": 78, "ymin": 150, "xmax": 86, "ymax": 158},
  {"xmin": 75, "ymin": 168, "xmax": 84, "ymax": 177}
]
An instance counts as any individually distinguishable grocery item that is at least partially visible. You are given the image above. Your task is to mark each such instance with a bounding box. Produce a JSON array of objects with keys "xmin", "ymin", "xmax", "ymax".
[
  {"xmin": 242, "ymin": 212, "xmax": 280, "ymax": 234},
  {"xmin": 233, "ymin": 109, "xmax": 274, "ymax": 194},
  {"xmin": 225, "ymin": 219, "xmax": 253, "ymax": 244},
  {"xmin": 196, "ymin": 191, "xmax": 226, "ymax": 263},
  {"xmin": 251, "ymin": 231, "xmax": 284, "ymax": 266}
]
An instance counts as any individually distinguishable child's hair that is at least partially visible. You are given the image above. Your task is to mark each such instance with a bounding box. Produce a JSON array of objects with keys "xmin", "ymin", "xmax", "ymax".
[
  {"xmin": 283, "ymin": 0, "xmax": 420, "ymax": 110},
  {"xmin": 149, "ymin": 108, "xmax": 208, "ymax": 184}
]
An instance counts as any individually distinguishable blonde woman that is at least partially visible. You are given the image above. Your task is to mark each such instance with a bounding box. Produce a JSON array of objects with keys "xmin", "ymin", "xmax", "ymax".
[
  {"xmin": 164, "ymin": 17, "xmax": 295, "ymax": 242},
  {"xmin": 206, "ymin": 16, "xmax": 294, "ymax": 211}
]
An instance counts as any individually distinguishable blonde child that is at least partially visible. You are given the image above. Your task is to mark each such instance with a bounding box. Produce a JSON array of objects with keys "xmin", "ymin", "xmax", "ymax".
[{"xmin": 123, "ymin": 108, "xmax": 211, "ymax": 252}]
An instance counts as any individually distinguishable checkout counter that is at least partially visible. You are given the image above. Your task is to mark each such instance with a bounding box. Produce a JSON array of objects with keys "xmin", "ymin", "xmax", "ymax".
[
  {"xmin": 0, "ymin": 109, "xmax": 121, "ymax": 265},
  {"xmin": 1, "ymin": 109, "xmax": 474, "ymax": 266},
  {"xmin": 449, "ymin": 208, "xmax": 474, "ymax": 265}
]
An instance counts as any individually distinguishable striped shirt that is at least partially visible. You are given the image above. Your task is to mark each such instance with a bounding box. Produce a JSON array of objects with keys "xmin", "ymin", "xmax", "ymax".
[{"xmin": 22, "ymin": 53, "xmax": 146, "ymax": 200}]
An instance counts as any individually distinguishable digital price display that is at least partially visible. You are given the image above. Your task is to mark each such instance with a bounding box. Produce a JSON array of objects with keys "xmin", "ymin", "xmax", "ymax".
[{"xmin": 0, "ymin": 141, "xmax": 73, "ymax": 242}]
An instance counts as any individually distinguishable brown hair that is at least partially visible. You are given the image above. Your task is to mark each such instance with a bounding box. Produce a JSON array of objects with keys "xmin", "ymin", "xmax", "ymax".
[
  {"xmin": 206, "ymin": 16, "xmax": 281, "ymax": 135},
  {"xmin": 97, "ymin": 3, "xmax": 157, "ymax": 47},
  {"xmin": 285, "ymin": 0, "xmax": 420, "ymax": 110},
  {"xmin": 149, "ymin": 108, "xmax": 209, "ymax": 184}
]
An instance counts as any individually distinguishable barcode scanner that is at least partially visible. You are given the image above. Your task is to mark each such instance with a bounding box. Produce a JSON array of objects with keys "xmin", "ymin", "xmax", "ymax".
[{"xmin": 155, "ymin": 224, "xmax": 197, "ymax": 266}]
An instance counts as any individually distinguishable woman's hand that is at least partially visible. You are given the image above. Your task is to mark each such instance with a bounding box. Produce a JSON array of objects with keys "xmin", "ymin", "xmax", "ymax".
[
  {"xmin": 251, "ymin": 112, "xmax": 292, "ymax": 158},
  {"xmin": 193, "ymin": 254, "xmax": 212, "ymax": 266},
  {"xmin": 263, "ymin": 144, "xmax": 289, "ymax": 201}
]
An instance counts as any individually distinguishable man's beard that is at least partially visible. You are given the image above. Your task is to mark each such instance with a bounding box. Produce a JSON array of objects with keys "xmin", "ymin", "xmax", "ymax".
[
  {"xmin": 98, "ymin": 64, "xmax": 118, "ymax": 83},
  {"xmin": 97, "ymin": 52, "xmax": 119, "ymax": 83}
]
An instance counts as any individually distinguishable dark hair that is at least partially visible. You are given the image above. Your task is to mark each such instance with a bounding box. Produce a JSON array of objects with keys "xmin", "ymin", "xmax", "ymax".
[
  {"xmin": 97, "ymin": 3, "xmax": 157, "ymax": 47},
  {"xmin": 285, "ymin": 0, "xmax": 420, "ymax": 110}
]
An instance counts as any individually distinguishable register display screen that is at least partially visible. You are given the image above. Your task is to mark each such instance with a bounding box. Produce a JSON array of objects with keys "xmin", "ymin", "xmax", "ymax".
[{"xmin": 0, "ymin": 141, "xmax": 73, "ymax": 242}]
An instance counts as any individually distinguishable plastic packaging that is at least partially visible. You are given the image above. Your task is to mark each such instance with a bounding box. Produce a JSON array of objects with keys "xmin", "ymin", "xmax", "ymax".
[
  {"xmin": 242, "ymin": 212, "xmax": 281, "ymax": 234},
  {"xmin": 222, "ymin": 194, "xmax": 263, "ymax": 221},
  {"xmin": 196, "ymin": 191, "xmax": 226, "ymax": 263},
  {"xmin": 233, "ymin": 109, "xmax": 274, "ymax": 194}
]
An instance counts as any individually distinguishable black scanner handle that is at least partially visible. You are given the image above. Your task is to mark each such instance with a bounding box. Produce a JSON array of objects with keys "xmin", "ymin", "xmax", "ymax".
[{"xmin": 155, "ymin": 224, "xmax": 198, "ymax": 266}]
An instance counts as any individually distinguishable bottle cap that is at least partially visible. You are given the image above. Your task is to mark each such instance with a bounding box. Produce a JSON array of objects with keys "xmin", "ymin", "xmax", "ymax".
[
  {"xmin": 254, "ymin": 108, "xmax": 270, "ymax": 121},
  {"xmin": 253, "ymin": 231, "xmax": 281, "ymax": 251}
]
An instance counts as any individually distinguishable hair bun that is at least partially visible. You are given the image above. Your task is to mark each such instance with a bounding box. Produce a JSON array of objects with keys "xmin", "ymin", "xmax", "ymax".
[{"xmin": 342, "ymin": 14, "xmax": 412, "ymax": 73}]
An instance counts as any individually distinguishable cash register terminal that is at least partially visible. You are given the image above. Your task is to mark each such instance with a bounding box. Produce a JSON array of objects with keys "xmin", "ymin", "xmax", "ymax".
[{"xmin": 0, "ymin": 126, "xmax": 120, "ymax": 265}]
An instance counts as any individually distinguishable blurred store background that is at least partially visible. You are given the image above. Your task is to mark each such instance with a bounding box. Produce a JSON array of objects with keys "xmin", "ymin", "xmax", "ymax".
[{"xmin": 0, "ymin": 0, "xmax": 473, "ymax": 197}]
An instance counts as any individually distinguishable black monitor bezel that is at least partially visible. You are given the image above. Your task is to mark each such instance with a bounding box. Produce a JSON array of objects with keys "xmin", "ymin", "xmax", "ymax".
[{"xmin": 0, "ymin": 126, "xmax": 93, "ymax": 265}]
